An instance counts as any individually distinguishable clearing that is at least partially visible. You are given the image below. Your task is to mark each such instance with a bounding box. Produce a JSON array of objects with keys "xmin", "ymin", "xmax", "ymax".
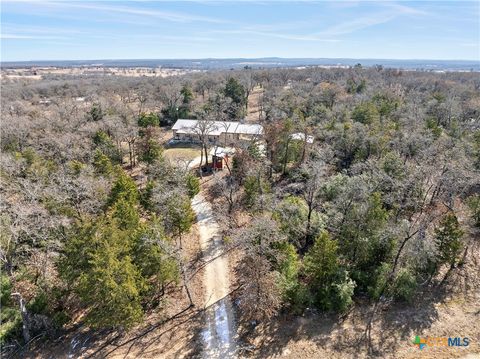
[{"xmin": 163, "ymin": 147, "xmax": 201, "ymax": 163}]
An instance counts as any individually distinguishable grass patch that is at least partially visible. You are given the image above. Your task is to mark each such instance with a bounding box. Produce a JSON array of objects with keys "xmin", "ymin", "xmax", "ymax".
[{"xmin": 163, "ymin": 147, "xmax": 201, "ymax": 163}]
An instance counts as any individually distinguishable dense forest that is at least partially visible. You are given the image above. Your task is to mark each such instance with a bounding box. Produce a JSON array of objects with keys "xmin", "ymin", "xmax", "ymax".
[{"xmin": 1, "ymin": 66, "xmax": 479, "ymax": 356}]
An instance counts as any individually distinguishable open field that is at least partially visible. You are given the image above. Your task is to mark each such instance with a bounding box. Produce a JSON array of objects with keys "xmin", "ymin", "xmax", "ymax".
[
  {"xmin": 0, "ymin": 66, "xmax": 201, "ymax": 81},
  {"xmin": 163, "ymin": 146, "xmax": 202, "ymax": 165}
]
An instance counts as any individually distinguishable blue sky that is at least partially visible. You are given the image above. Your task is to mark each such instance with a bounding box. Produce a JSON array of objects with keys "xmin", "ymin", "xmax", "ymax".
[{"xmin": 1, "ymin": 1, "xmax": 479, "ymax": 61}]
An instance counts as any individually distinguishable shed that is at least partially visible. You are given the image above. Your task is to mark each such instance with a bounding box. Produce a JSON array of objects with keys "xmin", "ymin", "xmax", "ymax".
[
  {"xmin": 209, "ymin": 146, "xmax": 236, "ymax": 170},
  {"xmin": 290, "ymin": 133, "xmax": 314, "ymax": 144}
]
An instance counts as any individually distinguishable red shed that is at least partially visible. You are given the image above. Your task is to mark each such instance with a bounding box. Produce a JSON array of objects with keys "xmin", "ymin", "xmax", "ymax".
[{"xmin": 210, "ymin": 146, "xmax": 236, "ymax": 171}]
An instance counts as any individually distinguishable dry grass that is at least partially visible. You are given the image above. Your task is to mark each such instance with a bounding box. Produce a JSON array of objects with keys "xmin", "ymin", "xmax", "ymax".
[
  {"xmin": 246, "ymin": 86, "xmax": 263, "ymax": 123},
  {"xmin": 163, "ymin": 147, "xmax": 202, "ymax": 163}
]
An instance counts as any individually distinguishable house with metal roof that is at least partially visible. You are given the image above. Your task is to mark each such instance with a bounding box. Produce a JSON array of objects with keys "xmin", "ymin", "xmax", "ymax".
[{"xmin": 171, "ymin": 119, "xmax": 263, "ymax": 145}]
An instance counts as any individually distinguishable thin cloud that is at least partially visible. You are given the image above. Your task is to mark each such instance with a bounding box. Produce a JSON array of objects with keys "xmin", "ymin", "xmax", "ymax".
[
  {"xmin": 1, "ymin": 33, "xmax": 68, "ymax": 40},
  {"xmin": 34, "ymin": 1, "xmax": 230, "ymax": 24},
  {"xmin": 1, "ymin": 23, "xmax": 215, "ymax": 42},
  {"xmin": 118, "ymin": 34, "xmax": 216, "ymax": 42},
  {"xmin": 328, "ymin": 1, "xmax": 360, "ymax": 9},
  {"xmin": 319, "ymin": 13, "xmax": 396, "ymax": 36},
  {"xmin": 383, "ymin": 2, "xmax": 430, "ymax": 16},
  {"xmin": 242, "ymin": 20, "xmax": 316, "ymax": 33},
  {"xmin": 314, "ymin": 2, "xmax": 428, "ymax": 37},
  {"xmin": 217, "ymin": 2, "xmax": 428, "ymax": 42},
  {"xmin": 247, "ymin": 30, "xmax": 339, "ymax": 42},
  {"xmin": 2, "ymin": 23, "xmax": 87, "ymax": 35},
  {"xmin": 207, "ymin": 29, "xmax": 338, "ymax": 42},
  {"xmin": 460, "ymin": 42, "xmax": 479, "ymax": 48}
]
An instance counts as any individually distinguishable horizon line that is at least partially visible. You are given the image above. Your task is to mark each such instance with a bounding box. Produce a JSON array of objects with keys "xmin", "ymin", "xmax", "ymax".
[{"xmin": 2, "ymin": 56, "xmax": 479, "ymax": 64}]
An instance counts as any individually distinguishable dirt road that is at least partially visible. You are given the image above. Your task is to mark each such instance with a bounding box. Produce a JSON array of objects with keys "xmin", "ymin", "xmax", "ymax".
[{"xmin": 191, "ymin": 193, "xmax": 237, "ymax": 358}]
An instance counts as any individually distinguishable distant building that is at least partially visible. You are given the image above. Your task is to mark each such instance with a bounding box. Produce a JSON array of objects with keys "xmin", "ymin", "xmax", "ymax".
[
  {"xmin": 290, "ymin": 132, "xmax": 314, "ymax": 144},
  {"xmin": 38, "ymin": 99, "xmax": 51, "ymax": 105},
  {"xmin": 171, "ymin": 119, "xmax": 263, "ymax": 145}
]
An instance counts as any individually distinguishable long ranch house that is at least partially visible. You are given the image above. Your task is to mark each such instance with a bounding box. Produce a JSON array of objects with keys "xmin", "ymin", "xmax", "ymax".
[{"xmin": 171, "ymin": 119, "xmax": 263, "ymax": 146}]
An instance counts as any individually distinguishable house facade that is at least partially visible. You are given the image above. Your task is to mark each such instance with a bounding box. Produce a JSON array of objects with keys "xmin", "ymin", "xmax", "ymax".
[{"xmin": 171, "ymin": 119, "xmax": 263, "ymax": 146}]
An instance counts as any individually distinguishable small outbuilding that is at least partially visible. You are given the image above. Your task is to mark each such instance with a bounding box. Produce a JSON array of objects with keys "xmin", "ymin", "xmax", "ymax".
[
  {"xmin": 209, "ymin": 146, "xmax": 236, "ymax": 170},
  {"xmin": 290, "ymin": 133, "xmax": 314, "ymax": 144}
]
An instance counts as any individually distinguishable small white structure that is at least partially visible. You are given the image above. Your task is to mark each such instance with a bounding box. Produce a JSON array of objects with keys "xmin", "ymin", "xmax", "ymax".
[
  {"xmin": 290, "ymin": 133, "xmax": 314, "ymax": 144},
  {"xmin": 210, "ymin": 146, "xmax": 236, "ymax": 158},
  {"xmin": 210, "ymin": 146, "xmax": 236, "ymax": 170},
  {"xmin": 171, "ymin": 119, "xmax": 263, "ymax": 145}
]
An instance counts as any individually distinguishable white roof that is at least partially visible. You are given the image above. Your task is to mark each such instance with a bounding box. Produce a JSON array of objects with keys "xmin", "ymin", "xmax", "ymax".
[
  {"xmin": 290, "ymin": 133, "xmax": 314, "ymax": 144},
  {"xmin": 172, "ymin": 119, "xmax": 263, "ymax": 136},
  {"xmin": 171, "ymin": 119, "xmax": 201, "ymax": 135},
  {"xmin": 236, "ymin": 123, "xmax": 263, "ymax": 135},
  {"xmin": 209, "ymin": 146, "xmax": 236, "ymax": 158}
]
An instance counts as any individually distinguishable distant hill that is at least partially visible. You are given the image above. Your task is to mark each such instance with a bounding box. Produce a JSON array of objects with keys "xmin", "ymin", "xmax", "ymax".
[{"xmin": 1, "ymin": 57, "xmax": 479, "ymax": 71}]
